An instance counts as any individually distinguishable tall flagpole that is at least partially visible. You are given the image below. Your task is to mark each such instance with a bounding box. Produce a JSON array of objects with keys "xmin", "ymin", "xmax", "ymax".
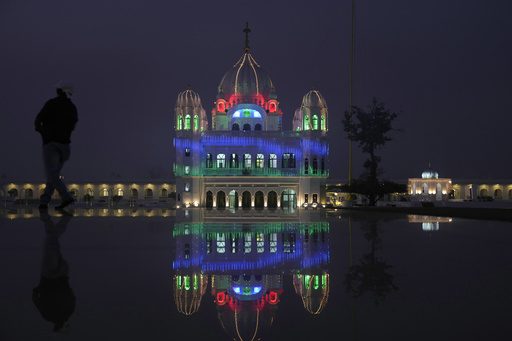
[{"xmin": 348, "ymin": 0, "xmax": 355, "ymax": 197}]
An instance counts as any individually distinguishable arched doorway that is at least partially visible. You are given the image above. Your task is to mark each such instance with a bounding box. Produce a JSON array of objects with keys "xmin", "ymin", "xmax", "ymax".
[
  {"xmin": 480, "ymin": 188, "xmax": 488, "ymax": 198},
  {"xmin": 281, "ymin": 189, "xmax": 296, "ymax": 210},
  {"xmin": 242, "ymin": 191, "xmax": 252, "ymax": 209},
  {"xmin": 216, "ymin": 190, "xmax": 226, "ymax": 209},
  {"xmin": 254, "ymin": 191, "xmax": 264, "ymax": 209},
  {"xmin": 206, "ymin": 191, "xmax": 213, "ymax": 209},
  {"xmin": 229, "ymin": 190, "xmax": 239, "ymax": 209},
  {"xmin": 267, "ymin": 191, "xmax": 278, "ymax": 209},
  {"xmin": 436, "ymin": 183, "xmax": 442, "ymax": 201}
]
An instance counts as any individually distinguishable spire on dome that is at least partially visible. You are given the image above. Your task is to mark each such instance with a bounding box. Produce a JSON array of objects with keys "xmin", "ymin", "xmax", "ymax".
[{"xmin": 243, "ymin": 22, "xmax": 251, "ymax": 53}]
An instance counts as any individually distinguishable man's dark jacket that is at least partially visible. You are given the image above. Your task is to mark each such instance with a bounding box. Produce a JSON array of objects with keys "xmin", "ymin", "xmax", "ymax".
[{"xmin": 35, "ymin": 95, "xmax": 78, "ymax": 145}]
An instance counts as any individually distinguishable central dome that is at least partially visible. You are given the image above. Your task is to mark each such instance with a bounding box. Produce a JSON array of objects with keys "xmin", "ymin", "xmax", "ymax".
[{"xmin": 217, "ymin": 53, "xmax": 275, "ymax": 100}]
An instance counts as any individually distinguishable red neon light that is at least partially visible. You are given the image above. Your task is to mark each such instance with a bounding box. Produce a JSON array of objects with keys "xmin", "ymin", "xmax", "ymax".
[
  {"xmin": 269, "ymin": 291, "xmax": 278, "ymax": 304},
  {"xmin": 216, "ymin": 292, "xmax": 226, "ymax": 305}
]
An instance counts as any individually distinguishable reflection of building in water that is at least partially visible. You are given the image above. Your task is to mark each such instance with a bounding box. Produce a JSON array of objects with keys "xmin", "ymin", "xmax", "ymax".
[
  {"xmin": 408, "ymin": 215, "xmax": 453, "ymax": 231},
  {"xmin": 172, "ymin": 210, "xmax": 329, "ymax": 340},
  {"xmin": 173, "ymin": 24, "xmax": 329, "ymax": 209}
]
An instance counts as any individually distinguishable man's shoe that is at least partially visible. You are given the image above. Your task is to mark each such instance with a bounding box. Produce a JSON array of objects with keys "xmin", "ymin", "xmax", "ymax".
[{"xmin": 56, "ymin": 198, "xmax": 74, "ymax": 210}]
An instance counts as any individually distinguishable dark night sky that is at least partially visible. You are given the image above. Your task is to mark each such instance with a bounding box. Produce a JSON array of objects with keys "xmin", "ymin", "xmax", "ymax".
[{"xmin": 1, "ymin": 0, "xmax": 511, "ymax": 183}]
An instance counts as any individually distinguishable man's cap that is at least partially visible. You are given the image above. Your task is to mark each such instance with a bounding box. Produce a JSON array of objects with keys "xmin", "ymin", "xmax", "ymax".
[{"xmin": 55, "ymin": 80, "xmax": 74, "ymax": 97}]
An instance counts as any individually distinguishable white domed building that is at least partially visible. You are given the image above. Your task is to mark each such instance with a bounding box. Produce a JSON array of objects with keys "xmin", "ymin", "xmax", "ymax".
[
  {"xmin": 408, "ymin": 165, "xmax": 452, "ymax": 202},
  {"xmin": 173, "ymin": 25, "xmax": 329, "ymax": 209}
]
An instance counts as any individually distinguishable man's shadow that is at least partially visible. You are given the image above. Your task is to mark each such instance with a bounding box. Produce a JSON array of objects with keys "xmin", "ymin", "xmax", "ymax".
[{"xmin": 32, "ymin": 209, "xmax": 76, "ymax": 333}]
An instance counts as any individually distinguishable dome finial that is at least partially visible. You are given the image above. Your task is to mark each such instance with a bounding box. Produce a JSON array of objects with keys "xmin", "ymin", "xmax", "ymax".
[
  {"xmin": 187, "ymin": 84, "xmax": 191, "ymax": 90},
  {"xmin": 243, "ymin": 22, "xmax": 251, "ymax": 53}
]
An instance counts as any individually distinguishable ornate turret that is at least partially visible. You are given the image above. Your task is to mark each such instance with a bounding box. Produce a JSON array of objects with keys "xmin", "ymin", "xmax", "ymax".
[
  {"xmin": 293, "ymin": 87, "xmax": 328, "ymax": 132},
  {"xmin": 293, "ymin": 272, "xmax": 330, "ymax": 314},
  {"xmin": 174, "ymin": 87, "xmax": 208, "ymax": 133},
  {"xmin": 173, "ymin": 273, "xmax": 208, "ymax": 315}
]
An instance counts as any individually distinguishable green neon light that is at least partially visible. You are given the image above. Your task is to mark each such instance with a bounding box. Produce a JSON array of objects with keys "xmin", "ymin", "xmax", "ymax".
[
  {"xmin": 194, "ymin": 115, "xmax": 199, "ymax": 131},
  {"xmin": 184, "ymin": 276, "xmax": 191, "ymax": 290},
  {"xmin": 312, "ymin": 115, "xmax": 318, "ymax": 130},
  {"xmin": 305, "ymin": 275, "xmax": 311, "ymax": 289},
  {"xmin": 314, "ymin": 275, "xmax": 320, "ymax": 290},
  {"xmin": 194, "ymin": 275, "xmax": 199, "ymax": 290},
  {"xmin": 185, "ymin": 115, "xmax": 191, "ymax": 130}
]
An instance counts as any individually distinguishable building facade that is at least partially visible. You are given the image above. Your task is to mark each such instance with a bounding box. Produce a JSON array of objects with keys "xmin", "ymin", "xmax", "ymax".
[{"xmin": 174, "ymin": 27, "xmax": 329, "ymax": 209}]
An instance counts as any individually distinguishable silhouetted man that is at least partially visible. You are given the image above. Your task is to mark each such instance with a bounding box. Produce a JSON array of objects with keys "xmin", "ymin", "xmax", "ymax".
[{"xmin": 35, "ymin": 81, "xmax": 78, "ymax": 210}]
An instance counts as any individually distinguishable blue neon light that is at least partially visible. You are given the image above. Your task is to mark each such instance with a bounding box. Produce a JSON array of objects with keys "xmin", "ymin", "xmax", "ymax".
[
  {"xmin": 233, "ymin": 109, "xmax": 262, "ymax": 118},
  {"xmin": 232, "ymin": 286, "xmax": 263, "ymax": 295}
]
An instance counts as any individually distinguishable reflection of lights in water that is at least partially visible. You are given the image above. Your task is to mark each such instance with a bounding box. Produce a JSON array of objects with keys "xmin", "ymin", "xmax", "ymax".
[{"xmin": 422, "ymin": 222, "xmax": 439, "ymax": 231}]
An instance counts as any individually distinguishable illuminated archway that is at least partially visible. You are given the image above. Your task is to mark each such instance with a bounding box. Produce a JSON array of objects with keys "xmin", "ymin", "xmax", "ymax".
[
  {"xmin": 229, "ymin": 190, "xmax": 239, "ymax": 209},
  {"xmin": 280, "ymin": 189, "xmax": 296, "ymax": 209},
  {"xmin": 267, "ymin": 191, "xmax": 278, "ymax": 208},
  {"xmin": 242, "ymin": 191, "xmax": 252, "ymax": 209},
  {"xmin": 206, "ymin": 191, "xmax": 213, "ymax": 208},
  {"xmin": 254, "ymin": 191, "xmax": 264, "ymax": 209},
  {"xmin": 216, "ymin": 190, "xmax": 226, "ymax": 209}
]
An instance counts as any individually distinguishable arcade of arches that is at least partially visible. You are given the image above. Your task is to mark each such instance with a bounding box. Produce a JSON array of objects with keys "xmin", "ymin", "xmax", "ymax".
[{"xmin": 205, "ymin": 189, "xmax": 295, "ymax": 209}]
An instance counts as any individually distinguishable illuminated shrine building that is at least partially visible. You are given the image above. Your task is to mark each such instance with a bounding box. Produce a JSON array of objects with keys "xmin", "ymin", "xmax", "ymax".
[{"xmin": 174, "ymin": 25, "xmax": 329, "ymax": 208}]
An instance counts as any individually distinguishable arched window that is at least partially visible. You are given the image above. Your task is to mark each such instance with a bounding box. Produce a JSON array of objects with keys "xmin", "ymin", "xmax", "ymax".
[
  {"xmin": 269, "ymin": 154, "xmax": 277, "ymax": 168},
  {"xmin": 480, "ymin": 188, "xmax": 488, "ymax": 197},
  {"xmin": 255, "ymin": 124, "xmax": 262, "ymax": 131},
  {"xmin": 193, "ymin": 115, "xmax": 199, "ymax": 131},
  {"xmin": 206, "ymin": 153, "xmax": 213, "ymax": 168},
  {"xmin": 70, "ymin": 188, "xmax": 79, "ymax": 198},
  {"xmin": 177, "ymin": 115, "xmax": 182, "ymax": 130},
  {"xmin": 230, "ymin": 153, "xmax": 239, "ymax": 168},
  {"xmin": 144, "ymin": 188, "xmax": 153, "ymax": 198},
  {"xmin": 232, "ymin": 123, "xmax": 240, "ymax": 131},
  {"xmin": 25, "ymin": 188, "xmax": 33, "ymax": 199},
  {"xmin": 160, "ymin": 188, "xmax": 168, "ymax": 198},
  {"xmin": 304, "ymin": 115, "xmax": 310, "ymax": 131},
  {"xmin": 304, "ymin": 158, "xmax": 309, "ymax": 175},
  {"xmin": 321, "ymin": 115, "xmax": 326, "ymax": 130},
  {"xmin": 116, "ymin": 188, "xmax": 124, "ymax": 196},
  {"xmin": 269, "ymin": 102, "xmax": 276, "ymax": 113},
  {"xmin": 216, "ymin": 154, "xmax": 226, "ymax": 168},
  {"xmin": 256, "ymin": 154, "xmax": 264, "ymax": 168},
  {"xmin": 244, "ymin": 153, "xmax": 252, "ymax": 168},
  {"xmin": 217, "ymin": 101, "xmax": 225, "ymax": 112},
  {"xmin": 312, "ymin": 115, "xmax": 318, "ymax": 130},
  {"xmin": 101, "ymin": 188, "xmax": 109, "ymax": 197},
  {"xmin": 494, "ymin": 189, "xmax": 503, "ymax": 198},
  {"xmin": 184, "ymin": 115, "xmax": 191, "ymax": 130},
  {"xmin": 243, "ymin": 123, "xmax": 251, "ymax": 131},
  {"xmin": 312, "ymin": 158, "xmax": 318, "ymax": 175},
  {"xmin": 130, "ymin": 188, "xmax": 138, "ymax": 199}
]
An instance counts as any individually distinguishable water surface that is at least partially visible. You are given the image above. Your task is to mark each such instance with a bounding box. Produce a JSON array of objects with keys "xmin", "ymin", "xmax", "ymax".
[{"xmin": 0, "ymin": 208, "xmax": 510, "ymax": 340}]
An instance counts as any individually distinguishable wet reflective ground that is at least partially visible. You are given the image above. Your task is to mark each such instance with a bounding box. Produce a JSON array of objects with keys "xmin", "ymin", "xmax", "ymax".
[{"xmin": 1, "ymin": 208, "xmax": 511, "ymax": 340}]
